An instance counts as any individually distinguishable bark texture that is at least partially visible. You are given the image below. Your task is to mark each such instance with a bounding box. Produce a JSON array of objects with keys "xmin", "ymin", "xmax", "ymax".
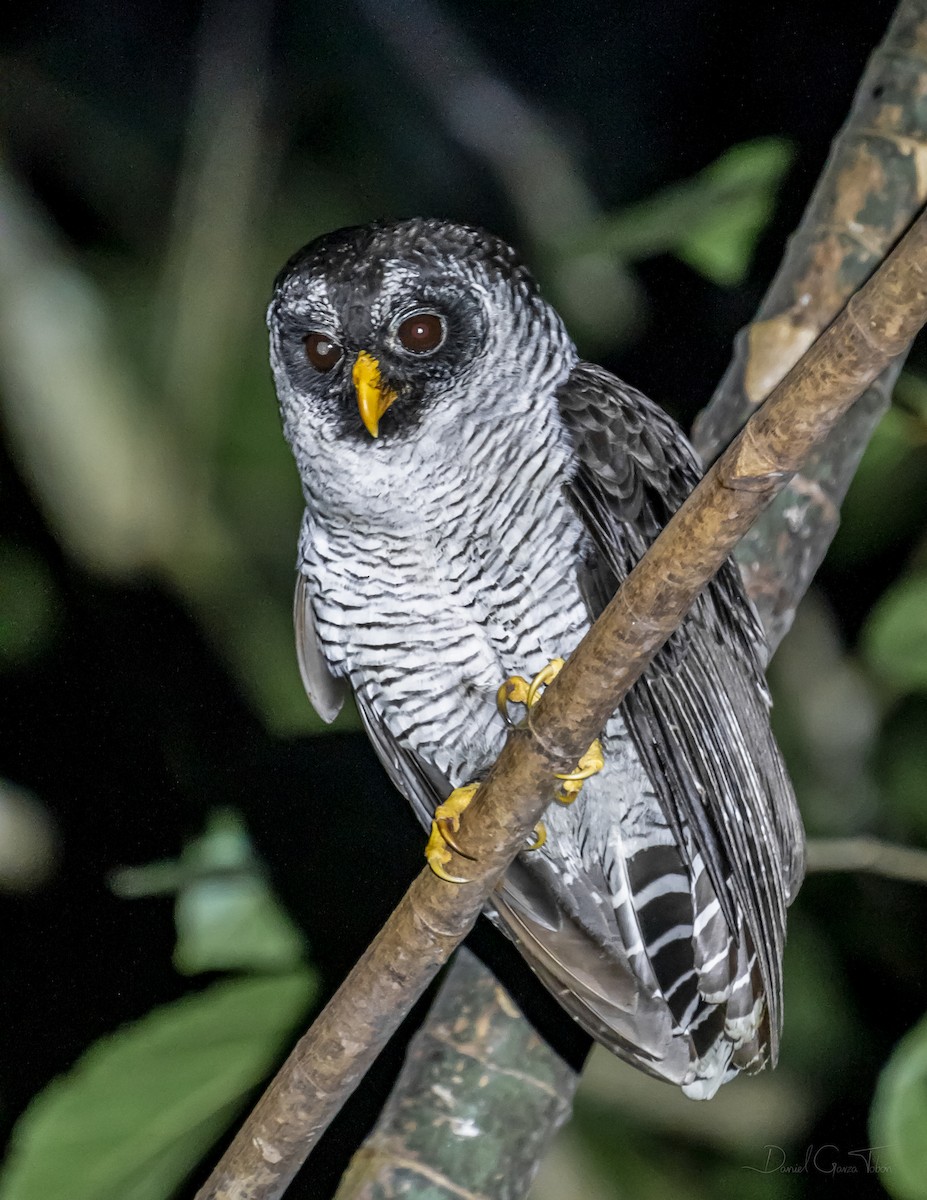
[
  {"xmin": 331, "ymin": 949, "xmax": 578, "ymax": 1200},
  {"xmin": 693, "ymin": 0, "xmax": 927, "ymax": 649}
]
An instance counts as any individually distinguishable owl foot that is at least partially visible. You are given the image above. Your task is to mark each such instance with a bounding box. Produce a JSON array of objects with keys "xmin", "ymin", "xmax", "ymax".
[
  {"xmin": 426, "ymin": 784, "xmax": 480, "ymax": 883},
  {"xmin": 497, "ymin": 658, "xmax": 604, "ymax": 805},
  {"xmin": 555, "ymin": 739, "xmax": 605, "ymax": 805},
  {"xmin": 425, "ymin": 782, "xmax": 547, "ymax": 883},
  {"xmin": 496, "ymin": 658, "xmax": 566, "ymax": 719}
]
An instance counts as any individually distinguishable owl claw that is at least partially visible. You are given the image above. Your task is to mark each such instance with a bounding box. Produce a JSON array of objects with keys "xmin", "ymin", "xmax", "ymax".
[
  {"xmin": 426, "ymin": 783, "xmax": 480, "ymax": 883},
  {"xmin": 526, "ymin": 658, "xmax": 566, "ymax": 707},
  {"xmin": 555, "ymin": 738, "xmax": 605, "ymax": 804},
  {"xmin": 496, "ymin": 677, "xmax": 529, "ymax": 725},
  {"xmin": 497, "ymin": 659, "xmax": 604, "ymax": 804},
  {"xmin": 527, "ymin": 822, "xmax": 547, "ymax": 851},
  {"xmin": 497, "ymin": 658, "xmax": 567, "ymax": 726}
]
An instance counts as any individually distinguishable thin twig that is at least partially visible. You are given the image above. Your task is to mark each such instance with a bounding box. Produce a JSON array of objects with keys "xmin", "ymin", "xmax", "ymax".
[
  {"xmin": 806, "ymin": 837, "xmax": 927, "ymax": 884},
  {"xmin": 195, "ymin": 200, "xmax": 927, "ymax": 1200}
]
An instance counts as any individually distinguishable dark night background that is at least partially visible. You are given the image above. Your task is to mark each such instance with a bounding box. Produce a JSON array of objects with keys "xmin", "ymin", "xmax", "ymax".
[{"xmin": 2, "ymin": 2, "xmax": 927, "ymax": 1198}]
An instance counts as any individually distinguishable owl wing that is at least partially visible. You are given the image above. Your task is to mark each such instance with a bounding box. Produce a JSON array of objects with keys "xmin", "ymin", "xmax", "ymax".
[
  {"xmin": 295, "ymin": 571, "xmax": 348, "ymax": 724},
  {"xmin": 551, "ymin": 361, "xmax": 805, "ymax": 1060},
  {"xmin": 352, "ymin": 687, "xmax": 453, "ymax": 831},
  {"xmin": 295, "ymin": 558, "xmax": 449, "ymax": 831}
]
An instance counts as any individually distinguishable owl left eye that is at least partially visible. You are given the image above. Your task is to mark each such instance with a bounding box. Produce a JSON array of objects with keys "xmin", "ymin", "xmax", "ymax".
[{"xmin": 397, "ymin": 312, "xmax": 445, "ymax": 354}]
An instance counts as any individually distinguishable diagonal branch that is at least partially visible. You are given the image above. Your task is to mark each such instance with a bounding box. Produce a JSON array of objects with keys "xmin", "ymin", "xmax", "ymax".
[{"xmin": 195, "ymin": 201, "xmax": 927, "ymax": 1200}]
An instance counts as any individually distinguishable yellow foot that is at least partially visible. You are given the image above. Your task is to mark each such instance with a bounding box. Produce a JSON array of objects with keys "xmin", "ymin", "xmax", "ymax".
[
  {"xmin": 526, "ymin": 822, "xmax": 547, "ymax": 851},
  {"xmin": 426, "ymin": 784, "xmax": 480, "ymax": 883},
  {"xmin": 425, "ymin": 782, "xmax": 548, "ymax": 883},
  {"xmin": 496, "ymin": 657, "xmax": 565, "ymax": 724},
  {"xmin": 555, "ymin": 738, "xmax": 605, "ymax": 804},
  {"xmin": 497, "ymin": 657, "xmax": 605, "ymax": 804}
]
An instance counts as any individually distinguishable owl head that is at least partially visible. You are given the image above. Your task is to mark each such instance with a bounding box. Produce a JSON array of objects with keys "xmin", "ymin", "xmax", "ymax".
[{"xmin": 267, "ymin": 218, "xmax": 574, "ymax": 454}]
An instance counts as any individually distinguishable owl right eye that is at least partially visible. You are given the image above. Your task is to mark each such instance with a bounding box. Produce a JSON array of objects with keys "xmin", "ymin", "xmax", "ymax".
[{"xmin": 304, "ymin": 332, "xmax": 344, "ymax": 373}]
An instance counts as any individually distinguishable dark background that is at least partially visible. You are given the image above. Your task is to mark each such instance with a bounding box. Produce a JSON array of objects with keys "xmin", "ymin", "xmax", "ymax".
[{"xmin": 2, "ymin": 2, "xmax": 926, "ymax": 1197}]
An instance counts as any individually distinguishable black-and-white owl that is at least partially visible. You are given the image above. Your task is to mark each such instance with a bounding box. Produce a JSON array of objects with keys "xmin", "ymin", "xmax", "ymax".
[{"xmin": 268, "ymin": 218, "xmax": 805, "ymax": 1099}]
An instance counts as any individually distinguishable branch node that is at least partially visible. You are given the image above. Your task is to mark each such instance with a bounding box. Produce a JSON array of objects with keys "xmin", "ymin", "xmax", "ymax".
[{"xmin": 717, "ymin": 423, "xmax": 791, "ymax": 493}]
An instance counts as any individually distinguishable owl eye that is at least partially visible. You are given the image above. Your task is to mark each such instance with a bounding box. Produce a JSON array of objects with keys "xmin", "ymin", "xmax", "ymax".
[
  {"xmin": 397, "ymin": 312, "xmax": 445, "ymax": 354},
  {"xmin": 304, "ymin": 332, "xmax": 344, "ymax": 372}
]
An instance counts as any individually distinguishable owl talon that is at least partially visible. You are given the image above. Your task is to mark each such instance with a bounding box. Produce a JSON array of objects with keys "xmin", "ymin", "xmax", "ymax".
[
  {"xmin": 555, "ymin": 738, "xmax": 605, "ymax": 804},
  {"xmin": 496, "ymin": 676, "xmax": 530, "ymax": 725},
  {"xmin": 426, "ymin": 783, "xmax": 481, "ymax": 883},
  {"xmin": 436, "ymin": 818, "xmax": 477, "ymax": 861},
  {"xmin": 496, "ymin": 659, "xmax": 601, "ymax": 804},
  {"xmin": 497, "ymin": 658, "xmax": 566, "ymax": 725},
  {"xmin": 526, "ymin": 822, "xmax": 547, "ymax": 851},
  {"xmin": 526, "ymin": 658, "xmax": 565, "ymax": 707}
]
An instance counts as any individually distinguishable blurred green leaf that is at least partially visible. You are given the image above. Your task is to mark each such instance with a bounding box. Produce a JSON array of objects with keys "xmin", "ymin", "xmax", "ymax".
[
  {"xmin": 0, "ymin": 541, "xmax": 57, "ymax": 667},
  {"xmin": 895, "ymin": 370, "xmax": 927, "ymax": 423},
  {"xmin": 0, "ymin": 778, "xmax": 58, "ymax": 891},
  {"xmin": 828, "ymin": 376, "xmax": 927, "ymax": 568},
  {"xmin": 676, "ymin": 139, "xmax": 794, "ymax": 284},
  {"xmin": 173, "ymin": 810, "xmax": 305, "ymax": 975},
  {"xmin": 864, "ymin": 572, "xmax": 927, "ymax": 693},
  {"xmin": 570, "ymin": 1097, "xmax": 798, "ymax": 1200},
  {"xmin": 870, "ymin": 1011, "xmax": 927, "ymax": 1199},
  {"xmin": 572, "ymin": 138, "xmax": 794, "ymax": 285},
  {"xmin": 571, "ymin": 1102, "xmax": 707, "ymax": 1200},
  {"xmin": 0, "ymin": 972, "xmax": 313, "ymax": 1200},
  {"xmin": 880, "ymin": 699, "xmax": 927, "ymax": 840},
  {"xmin": 111, "ymin": 810, "xmax": 306, "ymax": 974},
  {"xmin": 779, "ymin": 912, "xmax": 855, "ymax": 1076},
  {"xmin": 175, "ymin": 872, "xmax": 306, "ymax": 974}
]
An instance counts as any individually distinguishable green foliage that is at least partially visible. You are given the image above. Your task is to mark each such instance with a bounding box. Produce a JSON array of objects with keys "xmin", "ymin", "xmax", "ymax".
[
  {"xmin": 0, "ymin": 813, "xmax": 313, "ymax": 1200},
  {"xmin": 111, "ymin": 810, "xmax": 306, "ymax": 975},
  {"xmin": 880, "ymin": 701, "xmax": 927, "ymax": 840},
  {"xmin": 173, "ymin": 811, "xmax": 306, "ymax": 975},
  {"xmin": 828, "ymin": 402, "xmax": 927, "ymax": 569},
  {"xmin": 0, "ymin": 972, "xmax": 314, "ymax": 1200},
  {"xmin": 870, "ymin": 1011, "xmax": 927, "ymax": 1200},
  {"xmin": 0, "ymin": 542, "xmax": 57, "ymax": 667},
  {"xmin": 570, "ymin": 1097, "xmax": 799, "ymax": 1200},
  {"xmin": 572, "ymin": 138, "xmax": 795, "ymax": 285},
  {"xmin": 840, "ymin": 374, "xmax": 927, "ymax": 693},
  {"xmin": 864, "ymin": 571, "xmax": 927, "ymax": 693},
  {"xmin": 778, "ymin": 913, "xmax": 855, "ymax": 1076}
]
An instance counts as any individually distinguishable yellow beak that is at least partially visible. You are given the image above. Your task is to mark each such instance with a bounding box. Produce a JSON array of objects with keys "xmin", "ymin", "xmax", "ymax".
[{"xmin": 353, "ymin": 351, "xmax": 397, "ymax": 438}]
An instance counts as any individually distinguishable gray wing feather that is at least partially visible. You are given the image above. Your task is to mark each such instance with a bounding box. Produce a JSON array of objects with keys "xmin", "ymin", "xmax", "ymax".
[
  {"xmin": 556, "ymin": 361, "xmax": 805, "ymax": 1060},
  {"xmin": 353, "ymin": 688, "xmax": 451, "ymax": 831},
  {"xmin": 295, "ymin": 572, "xmax": 347, "ymax": 724}
]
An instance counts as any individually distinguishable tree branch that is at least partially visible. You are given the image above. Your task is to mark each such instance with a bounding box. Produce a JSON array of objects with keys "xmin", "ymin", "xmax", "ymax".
[
  {"xmin": 195, "ymin": 198, "xmax": 927, "ymax": 1200},
  {"xmin": 806, "ymin": 836, "xmax": 927, "ymax": 885},
  {"xmin": 331, "ymin": 947, "xmax": 579, "ymax": 1200},
  {"xmin": 693, "ymin": 0, "xmax": 927, "ymax": 652}
]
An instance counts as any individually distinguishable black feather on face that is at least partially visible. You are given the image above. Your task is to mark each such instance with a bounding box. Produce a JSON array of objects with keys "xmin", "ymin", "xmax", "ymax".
[{"xmin": 268, "ymin": 219, "xmax": 542, "ymax": 441}]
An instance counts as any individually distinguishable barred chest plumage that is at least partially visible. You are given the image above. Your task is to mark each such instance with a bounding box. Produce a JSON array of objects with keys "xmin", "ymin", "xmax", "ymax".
[{"xmin": 298, "ymin": 403, "xmax": 592, "ymax": 786}]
